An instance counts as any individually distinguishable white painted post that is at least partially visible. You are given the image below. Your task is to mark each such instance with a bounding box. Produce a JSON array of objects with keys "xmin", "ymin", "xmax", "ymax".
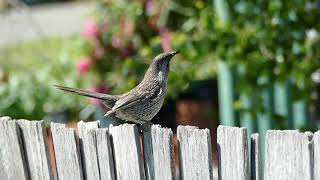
[
  {"xmin": 217, "ymin": 125, "xmax": 249, "ymax": 180},
  {"xmin": 178, "ymin": 126, "xmax": 213, "ymax": 180}
]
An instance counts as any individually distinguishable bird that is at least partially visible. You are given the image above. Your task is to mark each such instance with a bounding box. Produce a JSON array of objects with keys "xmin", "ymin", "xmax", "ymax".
[{"xmin": 54, "ymin": 51, "xmax": 179, "ymax": 124}]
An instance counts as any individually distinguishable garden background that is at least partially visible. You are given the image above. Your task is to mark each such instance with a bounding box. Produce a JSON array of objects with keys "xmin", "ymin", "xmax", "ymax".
[{"xmin": 1, "ymin": 0, "xmax": 320, "ymax": 172}]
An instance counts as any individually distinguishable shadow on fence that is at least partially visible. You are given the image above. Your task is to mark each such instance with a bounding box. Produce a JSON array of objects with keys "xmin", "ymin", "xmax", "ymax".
[{"xmin": 0, "ymin": 116, "xmax": 319, "ymax": 180}]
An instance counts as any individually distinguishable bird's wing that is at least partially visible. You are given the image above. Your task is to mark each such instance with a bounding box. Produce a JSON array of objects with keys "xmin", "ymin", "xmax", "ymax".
[{"xmin": 111, "ymin": 85, "xmax": 162, "ymax": 111}]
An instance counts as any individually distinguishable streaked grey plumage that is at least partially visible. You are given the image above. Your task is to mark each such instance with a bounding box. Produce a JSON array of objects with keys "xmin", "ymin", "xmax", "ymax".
[{"xmin": 55, "ymin": 51, "xmax": 179, "ymax": 124}]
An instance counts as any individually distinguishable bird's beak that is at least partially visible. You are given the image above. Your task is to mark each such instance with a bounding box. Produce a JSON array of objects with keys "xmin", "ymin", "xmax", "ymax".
[{"xmin": 170, "ymin": 51, "xmax": 180, "ymax": 56}]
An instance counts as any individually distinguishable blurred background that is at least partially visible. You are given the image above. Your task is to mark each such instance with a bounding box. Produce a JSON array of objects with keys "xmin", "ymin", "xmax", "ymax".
[{"xmin": 1, "ymin": 0, "xmax": 320, "ymax": 173}]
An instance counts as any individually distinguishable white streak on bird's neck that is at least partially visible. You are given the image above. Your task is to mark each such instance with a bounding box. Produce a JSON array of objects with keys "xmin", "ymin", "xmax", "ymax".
[{"xmin": 157, "ymin": 71, "xmax": 165, "ymax": 82}]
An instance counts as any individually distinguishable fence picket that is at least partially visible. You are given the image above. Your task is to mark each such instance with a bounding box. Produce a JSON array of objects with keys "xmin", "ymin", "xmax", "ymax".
[
  {"xmin": 95, "ymin": 128, "xmax": 116, "ymax": 180},
  {"xmin": 143, "ymin": 124, "xmax": 175, "ymax": 180},
  {"xmin": 0, "ymin": 117, "xmax": 29, "ymax": 180},
  {"xmin": 1, "ymin": 116, "xmax": 320, "ymax": 179},
  {"xmin": 217, "ymin": 125, "xmax": 249, "ymax": 180},
  {"xmin": 264, "ymin": 130, "xmax": 313, "ymax": 180},
  {"xmin": 51, "ymin": 122, "xmax": 83, "ymax": 180},
  {"xmin": 109, "ymin": 124, "xmax": 145, "ymax": 180},
  {"xmin": 17, "ymin": 120, "xmax": 54, "ymax": 180},
  {"xmin": 178, "ymin": 126, "xmax": 213, "ymax": 180},
  {"xmin": 78, "ymin": 121, "xmax": 100, "ymax": 180},
  {"xmin": 313, "ymin": 131, "xmax": 320, "ymax": 179}
]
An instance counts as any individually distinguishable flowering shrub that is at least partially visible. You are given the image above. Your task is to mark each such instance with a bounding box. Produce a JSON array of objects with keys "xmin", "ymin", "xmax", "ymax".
[
  {"xmin": 73, "ymin": 0, "xmax": 211, "ymax": 104},
  {"xmin": 73, "ymin": 0, "xmax": 320, "ymax": 111}
]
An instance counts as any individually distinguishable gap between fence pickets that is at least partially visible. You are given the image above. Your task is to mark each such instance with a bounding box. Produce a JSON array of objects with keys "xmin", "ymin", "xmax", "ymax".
[{"xmin": 251, "ymin": 133, "xmax": 259, "ymax": 180}]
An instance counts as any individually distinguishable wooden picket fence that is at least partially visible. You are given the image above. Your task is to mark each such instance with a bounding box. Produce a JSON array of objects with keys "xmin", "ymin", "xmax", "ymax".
[{"xmin": 0, "ymin": 116, "xmax": 320, "ymax": 180}]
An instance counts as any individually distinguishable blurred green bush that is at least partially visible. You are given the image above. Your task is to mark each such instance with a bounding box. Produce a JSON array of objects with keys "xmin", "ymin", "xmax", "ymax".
[
  {"xmin": 1, "ymin": 0, "xmax": 319, "ymax": 120},
  {"xmin": 0, "ymin": 37, "xmax": 90, "ymax": 120},
  {"xmin": 77, "ymin": 0, "xmax": 319, "ymax": 99}
]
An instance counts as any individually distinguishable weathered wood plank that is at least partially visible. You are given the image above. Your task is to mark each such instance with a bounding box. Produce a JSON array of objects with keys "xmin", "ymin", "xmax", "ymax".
[
  {"xmin": 313, "ymin": 131, "xmax": 319, "ymax": 179},
  {"xmin": 78, "ymin": 121, "xmax": 99, "ymax": 137},
  {"xmin": 78, "ymin": 121, "xmax": 100, "ymax": 180},
  {"xmin": 109, "ymin": 124, "xmax": 145, "ymax": 180},
  {"xmin": 51, "ymin": 122, "xmax": 83, "ymax": 180},
  {"xmin": 264, "ymin": 130, "xmax": 313, "ymax": 180},
  {"xmin": 217, "ymin": 125, "xmax": 249, "ymax": 180},
  {"xmin": 251, "ymin": 133, "xmax": 259, "ymax": 180},
  {"xmin": 95, "ymin": 128, "xmax": 116, "ymax": 180},
  {"xmin": 178, "ymin": 126, "xmax": 212, "ymax": 180},
  {"xmin": 143, "ymin": 124, "xmax": 175, "ymax": 180},
  {"xmin": 17, "ymin": 119, "xmax": 54, "ymax": 180},
  {"xmin": 0, "ymin": 117, "xmax": 29, "ymax": 180}
]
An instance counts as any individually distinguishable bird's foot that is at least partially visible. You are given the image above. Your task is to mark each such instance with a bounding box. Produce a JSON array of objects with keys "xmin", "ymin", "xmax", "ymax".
[{"xmin": 138, "ymin": 122, "xmax": 153, "ymax": 133}]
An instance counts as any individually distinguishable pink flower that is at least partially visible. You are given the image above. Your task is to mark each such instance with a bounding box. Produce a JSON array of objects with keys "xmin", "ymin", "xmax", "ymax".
[
  {"xmin": 89, "ymin": 98, "xmax": 100, "ymax": 106},
  {"xmin": 82, "ymin": 20, "xmax": 99, "ymax": 39},
  {"xmin": 159, "ymin": 27, "xmax": 172, "ymax": 52},
  {"xmin": 76, "ymin": 57, "xmax": 92, "ymax": 75},
  {"xmin": 92, "ymin": 85, "xmax": 107, "ymax": 93},
  {"xmin": 145, "ymin": 0, "xmax": 155, "ymax": 14},
  {"xmin": 111, "ymin": 36, "xmax": 124, "ymax": 48},
  {"xmin": 93, "ymin": 43, "xmax": 105, "ymax": 58}
]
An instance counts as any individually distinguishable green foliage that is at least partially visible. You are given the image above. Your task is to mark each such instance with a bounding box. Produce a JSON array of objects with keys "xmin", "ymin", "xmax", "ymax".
[
  {"xmin": 77, "ymin": 0, "xmax": 319, "ymax": 102},
  {"xmin": 75, "ymin": 0, "xmax": 222, "ymax": 98},
  {"xmin": 213, "ymin": 0, "xmax": 320, "ymax": 118},
  {"xmin": 1, "ymin": 0, "xmax": 319, "ymax": 120},
  {"xmin": 0, "ymin": 37, "xmax": 89, "ymax": 119}
]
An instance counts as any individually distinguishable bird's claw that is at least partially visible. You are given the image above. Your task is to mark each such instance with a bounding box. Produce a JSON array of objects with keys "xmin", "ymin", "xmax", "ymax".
[{"xmin": 138, "ymin": 122, "xmax": 153, "ymax": 133}]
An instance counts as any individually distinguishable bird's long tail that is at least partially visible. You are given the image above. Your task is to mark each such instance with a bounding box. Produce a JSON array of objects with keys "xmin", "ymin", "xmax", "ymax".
[{"xmin": 54, "ymin": 85, "xmax": 119, "ymax": 102}]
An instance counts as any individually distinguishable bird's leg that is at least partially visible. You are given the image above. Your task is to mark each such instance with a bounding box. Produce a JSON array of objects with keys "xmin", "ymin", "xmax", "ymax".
[{"xmin": 138, "ymin": 122, "xmax": 153, "ymax": 133}]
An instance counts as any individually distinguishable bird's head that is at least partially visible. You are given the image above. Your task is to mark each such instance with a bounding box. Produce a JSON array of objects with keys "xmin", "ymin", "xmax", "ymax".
[
  {"xmin": 143, "ymin": 51, "xmax": 179, "ymax": 82},
  {"xmin": 152, "ymin": 51, "xmax": 179, "ymax": 73}
]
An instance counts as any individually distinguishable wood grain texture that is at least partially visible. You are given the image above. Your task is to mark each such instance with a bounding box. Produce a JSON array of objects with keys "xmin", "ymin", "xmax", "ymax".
[
  {"xmin": 217, "ymin": 125, "xmax": 249, "ymax": 180},
  {"xmin": 95, "ymin": 128, "xmax": 116, "ymax": 180},
  {"xmin": 264, "ymin": 130, "xmax": 313, "ymax": 180},
  {"xmin": 251, "ymin": 133, "xmax": 259, "ymax": 180},
  {"xmin": 143, "ymin": 124, "xmax": 175, "ymax": 180},
  {"xmin": 51, "ymin": 122, "xmax": 83, "ymax": 180},
  {"xmin": 78, "ymin": 121, "xmax": 100, "ymax": 180},
  {"xmin": 178, "ymin": 126, "xmax": 213, "ymax": 180},
  {"xmin": 315, "ymin": 131, "xmax": 320, "ymax": 179},
  {"xmin": 110, "ymin": 124, "xmax": 145, "ymax": 180},
  {"xmin": 17, "ymin": 120, "xmax": 54, "ymax": 180},
  {"xmin": 0, "ymin": 117, "xmax": 29, "ymax": 180}
]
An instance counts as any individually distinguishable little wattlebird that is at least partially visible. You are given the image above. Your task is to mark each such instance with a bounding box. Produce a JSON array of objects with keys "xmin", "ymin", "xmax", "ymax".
[{"xmin": 55, "ymin": 51, "xmax": 179, "ymax": 124}]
